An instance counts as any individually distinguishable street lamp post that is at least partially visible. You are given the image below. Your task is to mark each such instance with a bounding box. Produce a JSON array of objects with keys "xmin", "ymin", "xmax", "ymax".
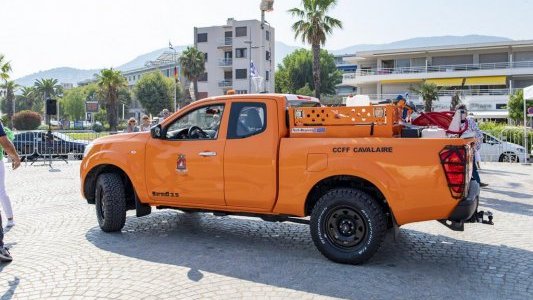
[{"xmin": 169, "ymin": 43, "xmax": 178, "ymax": 112}]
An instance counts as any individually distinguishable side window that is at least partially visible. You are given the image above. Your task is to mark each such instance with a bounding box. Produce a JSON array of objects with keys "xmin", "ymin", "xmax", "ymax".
[
  {"xmin": 165, "ymin": 105, "xmax": 224, "ymax": 140},
  {"xmin": 227, "ymin": 102, "xmax": 266, "ymax": 139}
]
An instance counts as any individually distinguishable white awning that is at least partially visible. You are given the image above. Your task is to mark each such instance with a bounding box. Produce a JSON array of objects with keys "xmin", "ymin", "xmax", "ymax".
[{"xmin": 469, "ymin": 111, "xmax": 508, "ymax": 119}]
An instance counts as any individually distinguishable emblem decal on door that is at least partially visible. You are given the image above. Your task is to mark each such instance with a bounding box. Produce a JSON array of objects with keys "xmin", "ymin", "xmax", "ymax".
[{"xmin": 177, "ymin": 154, "xmax": 187, "ymax": 172}]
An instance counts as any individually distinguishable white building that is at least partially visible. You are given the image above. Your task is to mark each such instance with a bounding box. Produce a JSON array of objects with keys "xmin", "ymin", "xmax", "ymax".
[
  {"xmin": 341, "ymin": 40, "xmax": 533, "ymax": 120},
  {"xmin": 195, "ymin": 18, "xmax": 275, "ymax": 98}
]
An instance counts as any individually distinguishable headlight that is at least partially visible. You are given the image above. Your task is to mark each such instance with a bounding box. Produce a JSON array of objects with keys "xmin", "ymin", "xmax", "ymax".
[{"xmin": 83, "ymin": 143, "xmax": 94, "ymax": 158}]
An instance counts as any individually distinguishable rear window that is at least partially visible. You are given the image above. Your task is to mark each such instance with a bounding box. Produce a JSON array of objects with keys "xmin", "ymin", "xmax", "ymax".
[{"xmin": 287, "ymin": 100, "xmax": 321, "ymax": 108}]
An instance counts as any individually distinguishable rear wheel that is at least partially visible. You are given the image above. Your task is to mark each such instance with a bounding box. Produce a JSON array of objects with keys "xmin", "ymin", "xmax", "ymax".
[
  {"xmin": 95, "ymin": 173, "xmax": 126, "ymax": 232},
  {"xmin": 499, "ymin": 153, "xmax": 519, "ymax": 163},
  {"xmin": 310, "ymin": 188, "xmax": 387, "ymax": 265}
]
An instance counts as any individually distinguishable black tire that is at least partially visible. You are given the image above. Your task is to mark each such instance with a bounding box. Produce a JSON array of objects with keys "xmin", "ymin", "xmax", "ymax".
[
  {"xmin": 310, "ymin": 188, "xmax": 387, "ymax": 265},
  {"xmin": 499, "ymin": 153, "xmax": 519, "ymax": 163},
  {"xmin": 95, "ymin": 173, "xmax": 126, "ymax": 232}
]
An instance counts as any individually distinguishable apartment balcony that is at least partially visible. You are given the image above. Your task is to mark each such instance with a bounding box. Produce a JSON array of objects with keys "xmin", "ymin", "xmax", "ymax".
[
  {"xmin": 343, "ymin": 61, "xmax": 533, "ymax": 85},
  {"xmin": 217, "ymin": 37, "xmax": 233, "ymax": 48},
  {"xmin": 218, "ymin": 80, "xmax": 233, "ymax": 88},
  {"xmin": 218, "ymin": 58, "xmax": 233, "ymax": 67}
]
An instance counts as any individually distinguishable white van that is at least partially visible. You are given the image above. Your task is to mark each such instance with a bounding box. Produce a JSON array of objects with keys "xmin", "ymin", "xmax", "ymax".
[{"xmin": 479, "ymin": 132, "xmax": 529, "ymax": 163}]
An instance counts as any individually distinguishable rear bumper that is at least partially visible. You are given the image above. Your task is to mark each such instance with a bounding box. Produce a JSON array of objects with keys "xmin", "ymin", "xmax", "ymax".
[{"xmin": 448, "ymin": 180, "xmax": 480, "ymax": 222}]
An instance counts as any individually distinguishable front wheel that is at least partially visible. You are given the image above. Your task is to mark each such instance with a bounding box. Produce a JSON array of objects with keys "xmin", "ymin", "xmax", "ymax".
[
  {"xmin": 310, "ymin": 188, "xmax": 387, "ymax": 265},
  {"xmin": 95, "ymin": 173, "xmax": 126, "ymax": 232}
]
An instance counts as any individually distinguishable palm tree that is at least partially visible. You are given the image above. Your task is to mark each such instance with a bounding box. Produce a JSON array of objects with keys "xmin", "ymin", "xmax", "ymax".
[
  {"xmin": 20, "ymin": 86, "xmax": 36, "ymax": 111},
  {"xmin": 409, "ymin": 82, "xmax": 441, "ymax": 112},
  {"xmin": 0, "ymin": 53, "xmax": 12, "ymax": 82},
  {"xmin": 289, "ymin": 0, "xmax": 342, "ymax": 99},
  {"xmin": 0, "ymin": 81, "xmax": 19, "ymax": 127},
  {"xmin": 179, "ymin": 47, "xmax": 205, "ymax": 101},
  {"xmin": 96, "ymin": 68, "xmax": 127, "ymax": 131},
  {"xmin": 34, "ymin": 78, "xmax": 63, "ymax": 100}
]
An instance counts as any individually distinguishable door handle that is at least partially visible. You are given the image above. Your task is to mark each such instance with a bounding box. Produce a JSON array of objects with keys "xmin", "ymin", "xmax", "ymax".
[{"xmin": 198, "ymin": 151, "xmax": 217, "ymax": 157}]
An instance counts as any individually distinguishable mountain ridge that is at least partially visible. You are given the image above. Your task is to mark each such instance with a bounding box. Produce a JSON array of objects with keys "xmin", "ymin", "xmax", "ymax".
[{"xmin": 14, "ymin": 35, "xmax": 514, "ymax": 87}]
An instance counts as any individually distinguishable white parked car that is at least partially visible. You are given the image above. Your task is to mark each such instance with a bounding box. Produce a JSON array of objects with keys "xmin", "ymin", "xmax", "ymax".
[{"xmin": 479, "ymin": 132, "xmax": 529, "ymax": 163}]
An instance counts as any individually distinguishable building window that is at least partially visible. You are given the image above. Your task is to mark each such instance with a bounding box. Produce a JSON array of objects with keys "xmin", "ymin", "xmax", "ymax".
[
  {"xmin": 235, "ymin": 48, "xmax": 247, "ymax": 58},
  {"xmin": 235, "ymin": 26, "xmax": 247, "ymax": 37},
  {"xmin": 197, "ymin": 33, "xmax": 208, "ymax": 43},
  {"xmin": 266, "ymin": 30, "xmax": 270, "ymax": 41},
  {"xmin": 236, "ymin": 90, "xmax": 247, "ymax": 94},
  {"xmin": 265, "ymin": 51, "xmax": 271, "ymax": 61},
  {"xmin": 266, "ymin": 71, "xmax": 270, "ymax": 81},
  {"xmin": 198, "ymin": 72, "xmax": 208, "ymax": 82},
  {"xmin": 235, "ymin": 69, "xmax": 247, "ymax": 79}
]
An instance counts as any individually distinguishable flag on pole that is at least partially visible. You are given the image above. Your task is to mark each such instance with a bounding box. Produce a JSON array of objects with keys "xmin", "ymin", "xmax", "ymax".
[
  {"xmin": 250, "ymin": 61, "xmax": 258, "ymax": 77},
  {"xmin": 169, "ymin": 41, "xmax": 173, "ymax": 50}
]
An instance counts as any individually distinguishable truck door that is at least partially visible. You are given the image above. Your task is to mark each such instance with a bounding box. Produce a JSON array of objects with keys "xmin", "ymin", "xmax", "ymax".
[
  {"xmin": 145, "ymin": 104, "xmax": 226, "ymax": 206},
  {"xmin": 223, "ymin": 100, "xmax": 278, "ymax": 210}
]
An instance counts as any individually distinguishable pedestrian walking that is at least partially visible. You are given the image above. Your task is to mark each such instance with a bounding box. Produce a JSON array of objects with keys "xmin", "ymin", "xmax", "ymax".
[
  {"xmin": 123, "ymin": 118, "xmax": 140, "ymax": 133},
  {"xmin": 0, "ymin": 126, "xmax": 16, "ymax": 228},
  {"xmin": 139, "ymin": 115, "xmax": 152, "ymax": 132},
  {"xmin": 456, "ymin": 104, "xmax": 488, "ymax": 187},
  {"xmin": 0, "ymin": 121, "xmax": 21, "ymax": 263}
]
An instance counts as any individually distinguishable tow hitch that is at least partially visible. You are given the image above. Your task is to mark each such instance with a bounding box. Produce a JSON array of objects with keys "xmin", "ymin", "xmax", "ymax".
[
  {"xmin": 469, "ymin": 210, "xmax": 494, "ymax": 225},
  {"xmin": 438, "ymin": 210, "xmax": 494, "ymax": 231}
]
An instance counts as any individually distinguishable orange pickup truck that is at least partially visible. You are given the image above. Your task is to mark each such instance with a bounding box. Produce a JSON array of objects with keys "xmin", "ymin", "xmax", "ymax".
[{"xmin": 80, "ymin": 94, "xmax": 484, "ymax": 264}]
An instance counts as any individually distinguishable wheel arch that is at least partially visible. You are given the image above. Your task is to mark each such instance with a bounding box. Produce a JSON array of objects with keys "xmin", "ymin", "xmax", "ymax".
[
  {"xmin": 304, "ymin": 175, "xmax": 395, "ymax": 228},
  {"xmin": 84, "ymin": 164, "xmax": 135, "ymax": 210}
]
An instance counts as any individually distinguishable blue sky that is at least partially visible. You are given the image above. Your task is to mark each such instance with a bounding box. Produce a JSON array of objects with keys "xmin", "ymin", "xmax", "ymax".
[{"xmin": 1, "ymin": 0, "xmax": 532, "ymax": 79}]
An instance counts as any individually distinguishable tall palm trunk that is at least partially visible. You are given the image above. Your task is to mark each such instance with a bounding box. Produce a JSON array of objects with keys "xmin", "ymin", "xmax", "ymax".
[
  {"xmin": 107, "ymin": 91, "xmax": 118, "ymax": 132},
  {"xmin": 193, "ymin": 78, "xmax": 199, "ymax": 100},
  {"xmin": 312, "ymin": 44, "xmax": 321, "ymax": 99}
]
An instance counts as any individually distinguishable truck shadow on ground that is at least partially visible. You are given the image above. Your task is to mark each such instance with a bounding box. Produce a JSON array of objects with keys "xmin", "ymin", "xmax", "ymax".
[
  {"xmin": 481, "ymin": 197, "xmax": 533, "ymax": 216},
  {"xmin": 86, "ymin": 211, "xmax": 533, "ymax": 299}
]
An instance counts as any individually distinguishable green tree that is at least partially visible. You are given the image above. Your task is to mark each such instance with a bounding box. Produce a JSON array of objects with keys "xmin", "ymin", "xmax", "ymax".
[
  {"xmin": 134, "ymin": 71, "xmax": 175, "ymax": 116},
  {"xmin": 179, "ymin": 47, "xmax": 205, "ymax": 101},
  {"xmin": 0, "ymin": 80, "xmax": 19, "ymax": 127},
  {"xmin": 61, "ymin": 87, "xmax": 86, "ymax": 120},
  {"xmin": 295, "ymin": 83, "xmax": 314, "ymax": 96},
  {"xmin": 0, "ymin": 53, "xmax": 12, "ymax": 82},
  {"xmin": 34, "ymin": 78, "xmax": 63, "ymax": 100},
  {"xmin": 19, "ymin": 86, "xmax": 37, "ymax": 111},
  {"xmin": 34, "ymin": 78, "xmax": 63, "ymax": 115},
  {"xmin": 288, "ymin": 0, "xmax": 342, "ymax": 99},
  {"xmin": 275, "ymin": 49, "xmax": 341, "ymax": 95},
  {"xmin": 508, "ymin": 89, "xmax": 533, "ymax": 124},
  {"xmin": 409, "ymin": 82, "xmax": 441, "ymax": 112},
  {"xmin": 96, "ymin": 68, "xmax": 127, "ymax": 131}
]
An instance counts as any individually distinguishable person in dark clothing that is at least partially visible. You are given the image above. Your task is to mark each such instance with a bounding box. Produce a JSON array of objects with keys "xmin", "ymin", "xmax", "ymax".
[{"xmin": 0, "ymin": 121, "xmax": 21, "ymax": 263}]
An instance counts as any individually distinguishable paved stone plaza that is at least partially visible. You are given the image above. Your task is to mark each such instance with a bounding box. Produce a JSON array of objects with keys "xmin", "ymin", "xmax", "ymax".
[{"xmin": 0, "ymin": 161, "xmax": 532, "ymax": 299}]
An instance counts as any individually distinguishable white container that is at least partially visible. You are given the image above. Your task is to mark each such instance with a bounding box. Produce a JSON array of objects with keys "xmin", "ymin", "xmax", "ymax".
[
  {"xmin": 421, "ymin": 127, "xmax": 447, "ymax": 138},
  {"xmin": 345, "ymin": 95, "xmax": 370, "ymax": 107}
]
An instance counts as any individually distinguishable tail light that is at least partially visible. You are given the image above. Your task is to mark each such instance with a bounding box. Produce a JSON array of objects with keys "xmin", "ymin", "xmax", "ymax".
[{"xmin": 439, "ymin": 145, "xmax": 471, "ymax": 199}]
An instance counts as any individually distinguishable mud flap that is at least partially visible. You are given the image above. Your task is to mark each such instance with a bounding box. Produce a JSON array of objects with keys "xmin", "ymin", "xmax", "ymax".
[{"xmin": 135, "ymin": 193, "xmax": 151, "ymax": 217}]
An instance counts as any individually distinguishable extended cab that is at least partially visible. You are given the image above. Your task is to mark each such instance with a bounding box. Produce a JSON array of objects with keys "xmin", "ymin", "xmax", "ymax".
[{"xmin": 81, "ymin": 94, "xmax": 482, "ymax": 264}]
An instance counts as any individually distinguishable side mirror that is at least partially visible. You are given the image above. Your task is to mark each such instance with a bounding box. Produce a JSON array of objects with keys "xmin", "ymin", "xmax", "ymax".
[{"xmin": 151, "ymin": 124, "xmax": 164, "ymax": 139}]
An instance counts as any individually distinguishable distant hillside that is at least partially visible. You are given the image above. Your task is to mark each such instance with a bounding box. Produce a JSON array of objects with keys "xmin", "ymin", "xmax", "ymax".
[
  {"xmin": 14, "ymin": 67, "xmax": 100, "ymax": 87},
  {"xmin": 14, "ymin": 35, "xmax": 514, "ymax": 87},
  {"xmin": 331, "ymin": 35, "xmax": 513, "ymax": 55}
]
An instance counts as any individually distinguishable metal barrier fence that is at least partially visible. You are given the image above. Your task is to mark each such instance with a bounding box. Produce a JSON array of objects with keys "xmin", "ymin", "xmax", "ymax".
[
  {"xmin": 11, "ymin": 130, "xmax": 109, "ymax": 162},
  {"xmin": 479, "ymin": 130, "xmax": 532, "ymax": 163}
]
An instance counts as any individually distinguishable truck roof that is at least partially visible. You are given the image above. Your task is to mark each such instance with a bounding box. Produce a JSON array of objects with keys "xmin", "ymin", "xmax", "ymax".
[{"xmin": 192, "ymin": 94, "xmax": 320, "ymax": 107}]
